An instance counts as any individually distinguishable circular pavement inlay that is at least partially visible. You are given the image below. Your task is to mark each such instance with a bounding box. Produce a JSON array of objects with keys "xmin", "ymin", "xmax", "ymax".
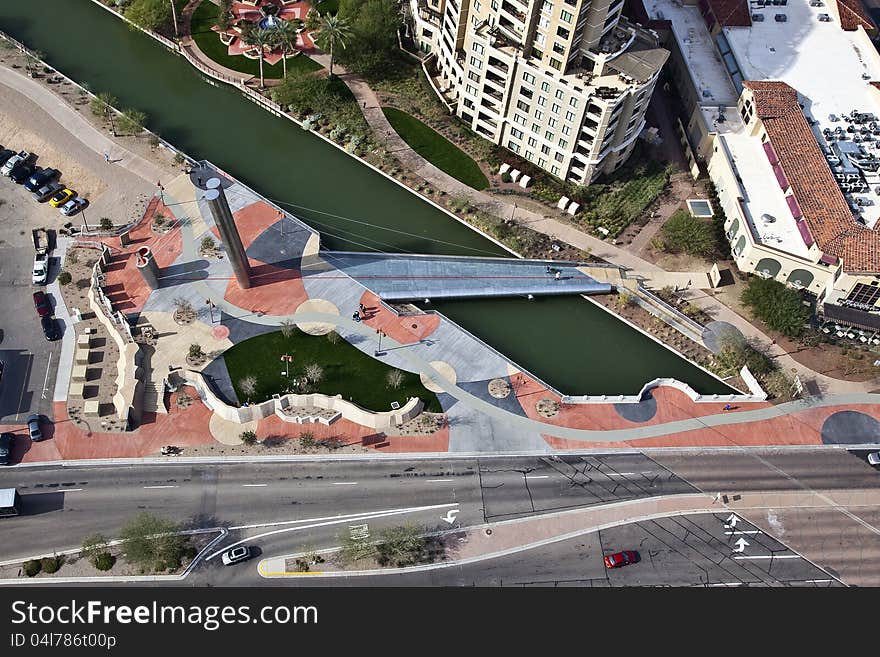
[
  {"xmin": 420, "ymin": 361, "xmax": 457, "ymax": 393},
  {"xmin": 488, "ymin": 378, "xmax": 511, "ymax": 399},
  {"xmin": 211, "ymin": 325, "xmax": 230, "ymax": 340},
  {"xmin": 820, "ymin": 410, "xmax": 880, "ymax": 445},
  {"xmin": 701, "ymin": 321, "xmax": 746, "ymax": 355},
  {"xmin": 294, "ymin": 299, "xmax": 340, "ymax": 335},
  {"xmin": 614, "ymin": 392, "xmax": 657, "ymax": 423},
  {"xmin": 536, "ymin": 398, "xmax": 559, "ymax": 418}
]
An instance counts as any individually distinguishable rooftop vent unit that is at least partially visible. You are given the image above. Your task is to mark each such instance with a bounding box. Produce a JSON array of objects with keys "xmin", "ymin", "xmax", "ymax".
[
  {"xmin": 810, "ymin": 0, "xmax": 823, "ymax": 5},
  {"xmin": 761, "ymin": 213, "xmax": 777, "ymax": 223},
  {"xmin": 752, "ymin": 13, "xmax": 765, "ymax": 20}
]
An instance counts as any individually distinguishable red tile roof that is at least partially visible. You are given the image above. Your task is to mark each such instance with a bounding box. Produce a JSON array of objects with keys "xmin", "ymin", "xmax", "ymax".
[
  {"xmin": 836, "ymin": 0, "xmax": 874, "ymax": 31},
  {"xmin": 743, "ymin": 81, "xmax": 880, "ymax": 273}
]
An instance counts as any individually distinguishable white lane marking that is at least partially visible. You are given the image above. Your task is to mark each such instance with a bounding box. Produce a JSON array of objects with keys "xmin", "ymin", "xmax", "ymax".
[
  {"xmin": 143, "ymin": 485, "xmax": 179, "ymax": 489},
  {"xmin": 56, "ymin": 488, "xmax": 82, "ymax": 493},
  {"xmin": 607, "ymin": 473, "xmax": 637, "ymax": 476},
  {"xmin": 29, "ymin": 488, "xmax": 82, "ymax": 494},
  {"xmin": 426, "ymin": 479, "xmax": 453, "ymax": 483},
  {"xmin": 733, "ymin": 555, "xmax": 801, "ymax": 560},
  {"xmin": 525, "ymin": 475, "xmax": 549, "ymax": 479},
  {"xmin": 228, "ymin": 504, "xmax": 458, "ymax": 532},
  {"xmin": 41, "ymin": 351, "xmax": 53, "ymax": 400},
  {"xmin": 242, "ymin": 484, "xmax": 268, "ymax": 487},
  {"xmin": 725, "ymin": 530, "xmax": 761, "ymax": 535},
  {"xmin": 209, "ymin": 502, "xmax": 459, "ymax": 561},
  {"xmin": 332, "ymin": 482, "xmax": 358, "ymax": 486}
]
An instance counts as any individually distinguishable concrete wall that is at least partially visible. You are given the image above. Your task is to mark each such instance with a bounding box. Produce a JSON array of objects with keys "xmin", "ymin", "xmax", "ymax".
[
  {"xmin": 176, "ymin": 370, "xmax": 424, "ymax": 430},
  {"xmin": 561, "ymin": 375, "xmax": 767, "ymax": 404}
]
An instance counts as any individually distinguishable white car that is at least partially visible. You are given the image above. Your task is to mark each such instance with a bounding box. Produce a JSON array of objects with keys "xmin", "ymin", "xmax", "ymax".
[
  {"xmin": 868, "ymin": 452, "xmax": 880, "ymax": 466},
  {"xmin": 1, "ymin": 151, "xmax": 30, "ymax": 176},
  {"xmin": 32, "ymin": 252, "xmax": 48, "ymax": 285},
  {"xmin": 60, "ymin": 197, "xmax": 88, "ymax": 216},
  {"xmin": 220, "ymin": 546, "xmax": 251, "ymax": 566}
]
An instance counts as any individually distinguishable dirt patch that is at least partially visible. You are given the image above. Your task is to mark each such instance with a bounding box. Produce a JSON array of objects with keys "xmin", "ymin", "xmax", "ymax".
[{"xmin": 178, "ymin": 438, "xmax": 370, "ymax": 457}]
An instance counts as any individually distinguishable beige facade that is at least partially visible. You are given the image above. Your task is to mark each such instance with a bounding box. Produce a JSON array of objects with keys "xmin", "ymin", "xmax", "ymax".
[{"xmin": 408, "ymin": 0, "xmax": 667, "ymax": 183}]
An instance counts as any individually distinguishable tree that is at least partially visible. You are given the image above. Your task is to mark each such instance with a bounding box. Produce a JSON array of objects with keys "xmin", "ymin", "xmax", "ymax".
[
  {"xmin": 659, "ymin": 210, "xmax": 716, "ymax": 257},
  {"xmin": 375, "ymin": 524, "xmax": 433, "ymax": 567},
  {"xmin": 305, "ymin": 7, "xmax": 320, "ymax": 31},
  {"xmin": 304, "ymin": 362, "xmax": 324, "ymax": 384},
  {"xmin": 741, "ymin": 276, "xmax": 811, "ymax": 339},
  {"xmin": 272, "ymin": 69, "xmax": 347, "ymax": 115},
  {"xmin": 200, "ymin": 235, "xmax": 215, "ymax": 252},
  {"xmin": 326, "ymin": 330, "xmax": 341, "ymax": 345},
  {"xmin": 386, "ymin": 368, "xmax": 404, "ymax": 389},
  {"xmin": 217, "ymin": 0, "xmax": 233, "ymax": 31},
  {"xmin": 239, "ymin": 375, "xmax": 258, "ymax": 403},
  {"xmin": 126, "ymin": 0, "xmax": 176, "ymax": 33},
  {"xmin": 240, "ymin": 23, "xmax": 274, "ymax": 88},
  {"xmin": 240, "ymin": 430, "xmax": 258, "ymax": 445},
  {"xmin": 99, "ymin": 217, "xmax": 114, "ymax": 231},
  {"xmin": 89, "ymin": 92, "xmax": 118, "ymax": 136},
  {"xmin": 188, "ymin": 344, "xmax": 204, "ymax": 360},
  {"xmin": 119, "ymin": 512, "xmax": 188, "ymax": 572},
  {"xmin": 172, "ymin": 296, "xmax": 195, "ymax": 320},
  {"xmin": 273, "ymin": 19, "xmax": 304, "ymax": 79},
  {"xmin": 280, "ymin": 319, "xmax": 296, "ymax": 338},
  {"xmin": 314, "ymin": 14, "xmax": 352, "ymax": 77},
  {"xmin": 335, "ymin": 0, "xmax": 398, "ymax": 77},
  {"xmin": 118, "ymin": 108, "xmax": 147, "ymax": 136}
]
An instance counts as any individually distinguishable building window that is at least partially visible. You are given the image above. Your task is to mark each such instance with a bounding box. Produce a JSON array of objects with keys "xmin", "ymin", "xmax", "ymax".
[
  {"xmin": 541, "ymin": 144, "xmax": 551, "ymax": 155},
  {"xmin": 549, "ymin": 58, "xmax": 562, "ymax": 71},
  {"xmin": 491, "ymin": 0, "xmax": 498, "ymax": 9},
  {"xmin": 541, "ymin": 81, "xmax": 550, "ymax": 92},
  {"xmin": 537, "ymin": 95, "xmax": 547, "ymax": 107},
  {"xmin": 525, "ymin": 151, "xmax": 534, "ymax": 161},
  {"xmin": 472, "ymin": 42, "xmax": 484, "ymax": 54},
  {"xmin": 513, "ymin": 114, "xmax": 527, "ymax": 125},
  {"xmin": 541, "ymin": 0, "xmax": 553, "ymax": 13},
  {"xmin": 522, "ymin": 71, "xmax": 536, "ymax": 84},
  {"xmin": 558, "ymin": 138, "xmax": 568, "ymax": 149},
  {"xmin": 569, "ymin": 97, "xmax": 579, "ymax": 108},
  {"xmin": 469, "ymin": 56, "xmax": 483, "ymax": 69},
  {"xmin": 520, "ymin": 87, "xmax": 534, "ymax": 99},
  {"xmin": 466, "ymin": 84, "xmax": 477, "ymax": 95},
  {"xmin": 468, "ymin": 70, "xmax": 480, "ymax": 82},
  {"xmin": 560, "ymin": 9, "xmax": 573, "ymax": 23},
  {"xmin": 551, "ymin": 103, "xmax": 561, "ymax": 114},
  {"xmin": 517, "ymin": 100, "xmax": 530, "ymax": 112},
  {"xmin": 551, "ymin": 165, "xmax": 560, "ymax": 175},
  {"xmin": 531, "ymin": 122, "xmax": 540, "ymax": 133},
  {"xmin": 545, "ymin": 130, "xmax": 554, "ymax": 140},
  {"xmin": 538, "ymin": 157, "xmax": 547, "ymax": 167},
  {"xmin": 508, "ymin": 141, "xmax": 520, "ymax": 153},
  {"xmin": 562, "ymin": 125, "xmax": 571, "ymax": 136},
  {"xmin": 548, "ymin": 117, "xmax": 558, "ymax": 128},
  {"xmin": 528, "ymin": 137, "xmax": 537, "ymax": 147},
  {"xmin": 555, "ymin": 89, "xmax": 565, "ymax": 100},
  {"xmin": 538, "ymin": 16, "xmax": 550, "ymax": 28},
  {"xmin": 554, "ymin": 152, "xmax": 564, "ymax": 162},
  {"xmin": 553, "ymin": 42, "xmax": 565, "ymax": 55},
  {"xmin": 535, "ymin": 33, "xmax": 546, "ymax": 45},
  {"xmin": 565, "ymin": 111, "xmax": 575, "ymax": 122},
  {"xmin": 534, "ymin": 109, "xmax": 543, "ymax": 120},
  {"xmin": 511, "ymin": 127, "xmax": 524, "ymax": 139},
  {"xmin": 557, "ymin": 26, "xmax": 570, "ymax": 39}
]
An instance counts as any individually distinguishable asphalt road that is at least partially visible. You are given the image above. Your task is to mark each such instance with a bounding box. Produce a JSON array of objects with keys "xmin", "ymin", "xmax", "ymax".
[{"xmin": 0, "ymin": 175, "xmax": 63, "ymax": 424}]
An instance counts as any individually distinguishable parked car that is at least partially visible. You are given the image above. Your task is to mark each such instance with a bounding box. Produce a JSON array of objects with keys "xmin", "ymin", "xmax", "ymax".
[
  {"xmin": 32, "ymin": 252, "xmax": 48, "ymax": 285},
  {"xmin": 40, "ymin": 316, "xmax": 59, "ymax": 341},
  {"xmin": 33, "ymin": 291, "xmax": 52, "ymax": 317},
  {"xmin": 221, "ymin": 546, "xmax": 251, "ymax": 566},
  {"xmin": 868, "ymin": 452, "xmax": 880, "ymax": 466},
  {"xmin": 604, "ymin": 550, "xmax": 639, "ymax": 569},
  {"xmin": 0, "ymin": 149, "xmax": 15, "ymax": 168},
  {"xmin": 1, "ymin": 151, "xmax": 31, "ymax": 176},
  {"xmin": 48, "ymin": 188, "xmax": 74, "ymax": 208},
  {"xmin": 0, "ymin": 433, "xmax": 14, "ymax": 466},
  {"xmin": 23, "ymin": 167, "xmax": 59, "ymax": 192},
  {"xmin": 33, "ymin": 181, "xmax": 64, "ymax": 203},
  {"xmin": 60, "ymin": 197, "xmax": 88, "ymax": 216},
  {"xmin": 26, "ymin": 415, "xmax": 43, "ymax": 442},
  {"xmin": 9, "ymin": 161, "xmax": 36, "ymax": 184}
]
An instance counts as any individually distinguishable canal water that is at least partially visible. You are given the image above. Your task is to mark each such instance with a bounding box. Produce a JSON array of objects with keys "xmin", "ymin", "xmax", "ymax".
[{"xmin": 0, "ymin": 0, "xmax": 732, "ymax": 395}]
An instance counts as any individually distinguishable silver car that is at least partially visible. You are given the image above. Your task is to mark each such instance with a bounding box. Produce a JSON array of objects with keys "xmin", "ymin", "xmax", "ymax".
[
  {"xmin": 26, "ymin": 414, "xmax": 43, "ymax": 442},
  {"xmin": 221, "ymin": 546, "xmax": 250, "ymax": 566},
  {"xmin": 868, "ymin": 452, "xmax": 880, "ymax": 466}
]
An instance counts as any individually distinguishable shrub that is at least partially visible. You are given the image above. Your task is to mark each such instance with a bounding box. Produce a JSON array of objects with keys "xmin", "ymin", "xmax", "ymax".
[
  {"xmin": 99, "ymin": 217, "xmax": 113, "ymax": 231},
  {"xmin": 94, "ymin": 552, "xmax": 116, "ymax": 571},
  {"xmin": 659, "ymin": 210, "xmax": 716, "ymax": 257},
  {"xmin": 76, "ymin": 278, "xmax": 90, "ymax": 290},
  {"xmin": 299, "ymin": 431, "xmax": 316, "ymax": 449},
  {"xmin": 501, "ymin": 171, "xmax": 512, "ymax": 183},
  {"xmin": 386, "ymin": 369, "xmax": 404, "ymax": 389},
  {"xmin": 741, "ymin": 276, "xmax": 811, "ymax": 339},
  {"xmin": 326, "ymin": 331, "xmax": 341, "ymax": 345},
  {"xmin": 188, "ymin": 344, "xmax": 204, "ymax": 359},
  {"xmin": 58, "ymin": 271, "xmax": 72, "ymax": 285},
  {"xmin": 40, "ymin": 555, "xmax": 63, "ymax": 574},
  {"xmin": 240, "ymin": 430, "xmax": 258, "ymax": 446},
  {"xmin": 23, "ymin": 560, "xmax": 41, "ymax": 577},
  {"xmin": 200, "ymin": 236, "xmax": 215, "ymax": 252}
]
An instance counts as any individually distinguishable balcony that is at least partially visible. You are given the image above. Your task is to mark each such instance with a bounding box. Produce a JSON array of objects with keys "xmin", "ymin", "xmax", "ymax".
[{"xmin": 487, "ymin": 55, "xmax": 510, "ymax": 74}]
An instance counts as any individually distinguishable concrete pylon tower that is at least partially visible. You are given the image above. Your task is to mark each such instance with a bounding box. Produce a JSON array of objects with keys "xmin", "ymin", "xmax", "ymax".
[{"xmin": 203, "ymin": 177, "xmax": 251, "ymax": 290}]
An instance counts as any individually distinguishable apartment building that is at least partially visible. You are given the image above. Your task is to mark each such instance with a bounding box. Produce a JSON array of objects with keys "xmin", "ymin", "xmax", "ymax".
[
  {"xmin": 645, "ymin": 0, "xmax": 880, "ymax": 332},
  {"xmin": 406, "ymin": 0, "xmax": 669, "ymax": 183}
]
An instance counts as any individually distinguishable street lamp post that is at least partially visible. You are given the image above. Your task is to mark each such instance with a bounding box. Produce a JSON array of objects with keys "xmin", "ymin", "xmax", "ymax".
[
  {"xmin": 206, "ymin": 299, "xmax": 215, "ymax": 324},
  {"xmin": 280, "ymin": 353, "xmax": 293, "ymax": 378},
  {"xmin": 375, "ymin": 329, "xmax": 385, "ymax": 356}
]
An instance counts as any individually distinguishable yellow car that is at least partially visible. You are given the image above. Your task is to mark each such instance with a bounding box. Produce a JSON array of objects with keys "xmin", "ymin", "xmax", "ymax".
[{"xmin": 48, "ymin": 188, "xmax": 74, "ymax": 208}]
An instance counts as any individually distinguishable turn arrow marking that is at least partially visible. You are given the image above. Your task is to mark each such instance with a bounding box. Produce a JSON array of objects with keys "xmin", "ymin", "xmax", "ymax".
[
  {"xmin": 442, "ymin": 509, "xmax": 460, "ymax": 524},
  {"xmin": 732, "ymin": 537, "xmax": 749, "ymax": 553}
]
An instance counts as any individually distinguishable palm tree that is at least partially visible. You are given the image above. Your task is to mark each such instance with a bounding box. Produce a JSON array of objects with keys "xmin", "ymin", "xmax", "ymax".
[
  {"xmin": 314, "ymin": 15, "xmax": 352, "ymax": 78},
  {"xmin": 240, "ymin": 24, "xmax": 274, "ymax": 88},
  {"xmin": 274, "ymin": 19, "xmax": 303, "ymax": 79}
]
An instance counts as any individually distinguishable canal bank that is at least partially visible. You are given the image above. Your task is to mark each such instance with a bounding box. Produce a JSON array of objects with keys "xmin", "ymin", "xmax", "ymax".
[{"xmin": 0, "ymin": 0, "xmax": 733, "ymax": 395}]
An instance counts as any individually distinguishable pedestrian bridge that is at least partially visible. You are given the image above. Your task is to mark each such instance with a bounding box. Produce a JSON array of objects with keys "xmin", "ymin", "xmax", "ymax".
[{"xmin": 315, "ymin": 252, "xmax": 613, "ymax": 301}]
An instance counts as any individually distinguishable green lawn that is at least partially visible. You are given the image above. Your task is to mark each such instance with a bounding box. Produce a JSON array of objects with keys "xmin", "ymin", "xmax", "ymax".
[
  {"xmin": 316, "ymin": 0, "xmax": 339, "ymax": 15},
  {"xmin": 222, "ymin": 328, "xmax": 442, "ymax": 412},
  {"xmin": 382, "ymin": 107, "xmax": 489, "ymax": 190},
  {"xmin": 190, "ymin": 1, "xmax": 322, "ymax": 80}
]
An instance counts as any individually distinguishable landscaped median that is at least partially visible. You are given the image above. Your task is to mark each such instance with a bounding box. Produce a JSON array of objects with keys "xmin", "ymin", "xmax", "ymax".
[
  {"xmin": 382, "ymin": 107, "xmax": 490, "ymax": 190},
  {"xmin": 257, "ymin": 493, "xmax": 718, "ymax": 578}
]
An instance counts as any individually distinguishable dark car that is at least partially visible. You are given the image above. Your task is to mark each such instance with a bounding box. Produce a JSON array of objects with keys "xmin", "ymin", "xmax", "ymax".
[
  {"xmin": 23, "ymin": 167, "xmax": 59, "ymax": 192},
  {"xmin": 10, "ymin": 161, "xmax": 36, "ymax": 184},
  {"xmin": 0, "ymin": 148, "xmax": 14, "ymax": 167},
  {"xmin": 41, "ymin": 316, "xmax": 59, "ymax": 341},
  {"xmin": 26, "ymin": 415, "xmax": 43, "ymax": 443},
  {"xmin": 604, "ymin": 550, "xmax": 639, "ymax": 569},
  {"xmin": 0, "ymin": 433, "xmax": 15, "ymax": 466},
  {"xmin": 33, "ymin": 181, "xmax": 64, "ymax": 203},
  {"xmin": 33, "ymin": 290, "xmax": 52, "ymax": 317}
]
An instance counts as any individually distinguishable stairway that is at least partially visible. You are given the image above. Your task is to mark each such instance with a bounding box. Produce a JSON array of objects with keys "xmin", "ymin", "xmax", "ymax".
[{"xmin": 142, "ymin": 381, "xmax": 167, "ymax": 415}]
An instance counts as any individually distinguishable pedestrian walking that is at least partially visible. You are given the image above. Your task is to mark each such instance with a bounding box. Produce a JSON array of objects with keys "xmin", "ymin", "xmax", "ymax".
[
  {"xmin": 197, "ymin": 176, "xmax": 202, "ymax": 186},
  {"xmin": 722, "ymin": 404, "xmax": 732, "ymax": 411},
  {"xmin": 554, "ymin": 271, "xmax": 561, "ymax": 280},
  {"xmin": 103, "ymin": 152, "xmax": 110, "ymax": 163},
  {"xmin": 363, "ymin": 101, "xmax": 367, "ymax": 109}
]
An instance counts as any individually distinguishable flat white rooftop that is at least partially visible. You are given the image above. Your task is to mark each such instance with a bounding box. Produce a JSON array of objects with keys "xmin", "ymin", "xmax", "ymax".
[
  {"xmin": 645, "ymin": 1, "xmax": 740, "ymax": 107},
  {"xmin": 725, "ymin": 0, "xmax": 880, "ymax": 225},
  {"xmin": 721, "ymin": 125, "xmax": 814, "ymax": 258}
]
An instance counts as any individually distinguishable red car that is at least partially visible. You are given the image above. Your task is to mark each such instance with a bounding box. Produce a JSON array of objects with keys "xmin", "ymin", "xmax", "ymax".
[
  {"xmin": 33, "ymin": 290, "xmax": 52, "ymax": 317},
  {"xmin": 604, "ymin": 550, "xmax": 638, "ymax": 569}
]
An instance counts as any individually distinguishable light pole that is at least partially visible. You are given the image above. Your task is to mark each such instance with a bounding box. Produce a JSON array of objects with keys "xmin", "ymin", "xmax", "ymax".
[
  {"xmin": 206, "ymin": 299, "xmax": 215, "ymax": 324},
  {"xmin": 157, "ymin": 180, "xmax": 164, "ymax": 205},
  {"xmin": 80, "ymin": 204, "xmax": 90, "ymax": 233},
  {"xmin": 375, "ymin": 329, "xmax": 385, "ymax": 356},
  {"xmin": 280, "ymin": 353, "xmax": 293, "ymax": 378}
]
